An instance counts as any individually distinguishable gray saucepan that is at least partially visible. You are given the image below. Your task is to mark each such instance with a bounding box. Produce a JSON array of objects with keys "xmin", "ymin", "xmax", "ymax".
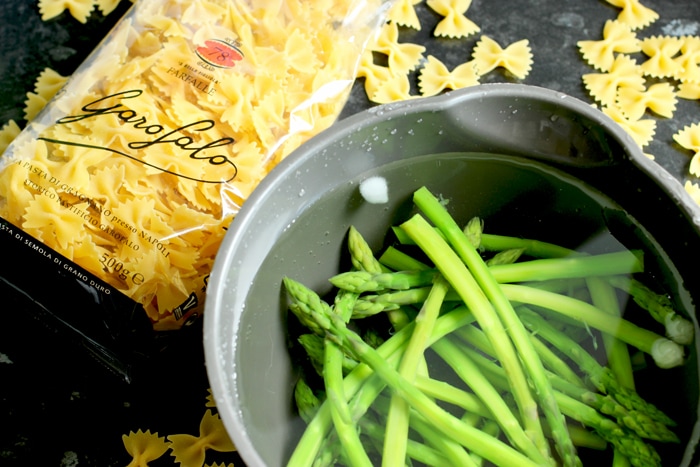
[{"xmin": 204, "ymin": 83, "xmax": 700, "ymax": 466}]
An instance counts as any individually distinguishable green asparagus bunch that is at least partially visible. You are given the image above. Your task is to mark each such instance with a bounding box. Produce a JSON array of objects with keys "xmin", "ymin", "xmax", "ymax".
[{"xmin": 283, "ymin": 186, "xmax": 691, "ymax": 467}]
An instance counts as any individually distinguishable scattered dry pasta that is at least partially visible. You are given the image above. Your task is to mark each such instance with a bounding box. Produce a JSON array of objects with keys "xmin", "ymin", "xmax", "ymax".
[
  {"xmin": 370, "ymin": 21, "xmax": 426, "ymax": 74},
  {"xmin": 168, "ymin": 410, "xmax": 236, "ymax": 466},
  {"xmin": 370, "ymin": 71, "xmax": 417, "ymax": 103},
  {"xmin": 583, "ymin": 54, "xmax": 645, "ymax": 107},
  {"xmin": 387, "ymin": 0, "xmax": 422, "ymax": 30},
  {"xmin": 604, "ymin": 0, "xmax": 659, "ymax": 31},
  {"xmin": 678, "ymin": 81, "xmax": 700, "ymax": 100},
  {"xmin": 639, "ymin": 35, "xmax": 685, "ymax": 78},
  {"xmin": 0, "ymin": 120, "xmax": 21, "ymax": 154},
  {"xmin": 426, "ymin": 0, "xmax": 480, "ymax": 39},
  {"xmin": 357, "ymin": 2, "xmax": 531, "ymax": 104},
  {"xmin": 38, "ymin": 0, "xmax": 134, "ymax": 23},
  {"xmin": 577, "ymin": 20, "xmax": 640, "ymax": 72},
  {"xmin": 418, "ymin": 55, "xmax": 479, "ymax": 96},
  {"xmin": 122, "ymin": 389, "xmax": 236, "ymax": 466},
  {"xmin": 123, "ymin": 430, "xmax": 171, "ymax": 467},
  {"xmin": 4, "ymin": 0, "xmax": 388, "ymax": 330},
  {"xmin": 356, "ymin": 49, "xmax": 399, "ymax": 102},
  {"xmin": 205, "ymin": 388, "xmax": 216, "ymax": 408},
  {"xmin": 616, "ymin": 81, "xmax": 677, "ymax": 120},
  {"xmin": 685, "ymin": 180, "xmax": 700, "ymax": 205},
  {"xmin": 472, "ymin": 36, "xmax": 533, "ymax": 79},
  {"xmin": 674, "ymin": 35, "xmax": 700, "ymax": 83},
  {"xmin": 601, "ymin": 103, "xmax": 657, "ymax": 148},
  {"xmin": 674, "ymin": 123, "xmax": 700, "ymax": 177},
  {"xmin": 38, "ymin": 0, "xmax": 96, "ymax": 23}
]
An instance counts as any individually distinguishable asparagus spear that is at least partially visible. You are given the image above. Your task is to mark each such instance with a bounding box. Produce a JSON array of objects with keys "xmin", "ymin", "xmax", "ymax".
[
  {"xmin": 587, "ymin": 276, "xmax": 636, "ymax": 467},
  {"xmin": 348, "ymin": 224, "xmax": 412, "ymax": 330},
  {"xmin": 459, "ymin": 316, "xmax": 679, "ymax": 444},
  {"xmin": 358, "ymin": 416, "xmax": 450, "ymax": 466},
  {"xmin": 382, "ymin": 274, "xmax": 449, "ymax": 466},
  {"xmin": 348, "ymin": 225, "xmax": 388, "ymax": 274},
  {"xmin": 400, "ymin": 213, "xmax": 554, "ymax": 463},
  {"xmin": 336, "ymin": 250, "xmax": 643, "ymax": 293},
  {"xmin": 284, "ymin": 276, "xmax": 543, "ymax": 467},
  {"xmin": 410, "ymin": 186, "xmax": 578, "ymax": 466},
  {"xmin": 324, "ymin": 290, "xmax": 373, "ymax": 467},
  {"xmin": 372, "ymin": 394, "xmax": 479, "ymax": 467},
  {"xmin": 298, "ymin": 333, "xmax": 358, "ymax": 376},
  {"xmin": 457, "ymin": 339, "xmax": 663, "ymax": 467},
  {"xmin": 607, "ymin": 275, "xmax": 694, "ymax": 345},
  {"xmin": 501, "ymin": 283, "xmax": 685, "ymax": 369},
  {"xmin": 329, "ymin": 269, "xmax": 437, "ymax": 293},
  {"xmin": 515, "ymin": 306, "xmax": 677, "ymax": 427},
  {"xmin": 287, "ymin": 290, "xmax": 477, "ymax": 466},
  {"xmin": 379, "ymin": 245, "xmax": 431, "ymax": 272},
  {"xmin": 295, "ymin": 376, "xmax": 322, "ymax": 424},
  {"xmin": 430, "ymin": 336, "xmax": 553, "ymax": 465}
]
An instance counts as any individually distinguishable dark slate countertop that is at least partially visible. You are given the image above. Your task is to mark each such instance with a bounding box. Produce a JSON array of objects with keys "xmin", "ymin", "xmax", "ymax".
[{"xmin": 1, "ymin": 0, "xmax": 698, "ymax": 466}]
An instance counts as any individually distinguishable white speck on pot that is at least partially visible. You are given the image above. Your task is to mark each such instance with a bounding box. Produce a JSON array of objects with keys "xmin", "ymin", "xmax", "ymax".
[{"xmin": 359, "ymin": 176, "xmax": 389, "ymax": 204}]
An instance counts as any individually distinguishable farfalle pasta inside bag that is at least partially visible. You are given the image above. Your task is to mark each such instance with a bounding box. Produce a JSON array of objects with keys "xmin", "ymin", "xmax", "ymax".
[{"xmin": 0, "ymin": 0, "xmax": 391, "ymax": 378}]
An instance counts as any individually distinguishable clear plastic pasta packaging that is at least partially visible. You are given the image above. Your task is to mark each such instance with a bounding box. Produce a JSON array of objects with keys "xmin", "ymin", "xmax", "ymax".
[{"xmin": 0, "ymin": 0, "xmax": 391, "ymax": 377}]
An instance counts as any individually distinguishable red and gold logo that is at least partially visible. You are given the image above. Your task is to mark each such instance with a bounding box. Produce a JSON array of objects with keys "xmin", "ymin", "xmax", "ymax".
[{"xmin": 195, "ymin": 39, "xmax": 244, "ymax": 68}]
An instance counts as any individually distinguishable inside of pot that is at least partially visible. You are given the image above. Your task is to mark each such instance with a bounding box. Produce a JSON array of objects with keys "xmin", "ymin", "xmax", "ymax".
[
  {"xmin": 214, "ymin": 87, "xmax": 700, "ymax": 466},
  {"xmin": 234, "ymin": 151, "xmax": 699, "ymax": 466}
]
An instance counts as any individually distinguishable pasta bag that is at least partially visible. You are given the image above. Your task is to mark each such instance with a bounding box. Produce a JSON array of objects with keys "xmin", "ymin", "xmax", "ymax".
[{"xmin": 0, "ymin": 0, "xmax": 392, "ymax": 377}]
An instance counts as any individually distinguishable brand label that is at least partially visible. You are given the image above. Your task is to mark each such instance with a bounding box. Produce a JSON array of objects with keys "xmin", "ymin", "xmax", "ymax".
[{"xmin": 38, "ymin": 89, "xmax": 238, "ymax": 184}]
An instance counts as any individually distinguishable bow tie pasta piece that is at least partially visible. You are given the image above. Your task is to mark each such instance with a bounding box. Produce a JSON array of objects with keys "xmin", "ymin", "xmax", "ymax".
[
  {"xmin": 674, "ymin": 36, "xmax": 700, "ymax": 83},
  {"xmin": 604, "ymin": 0, "xmax": 659, "ymax": 31},
  {"xmin": 583, "ymin": 54, "xmax": 645, "ymax": 107},
  {"xmin": 122, "ymin": 429, "xmax": 170, "ymax": 467},
  {"xmin": 616, "ymin": 82, "xmax": 677, "ymax": 120},
  {"xmin": 640, "ymin": 35, "xmax": 684, "ymax": 79},
  {"xmin": 168, "ymin": 410, "xmax": 236, "ymax": 467},
  {"xmin": 690, "ymin": 154, "xmax": 700, "ymax": 178},
  {"xmin": 472, "ymin": 35, "xmax": 533, "ymax": 80},
  {"xmin": 38, "ymin": 0, "xmax": 95, "ymax": 23},
  {"xmin": 685, "ymin": 181, "xmax": 700, "ymax": 204},
  {"xmin": 112, "ymin": 54, "xmax": 164, "ymax": 84},
  {"xmin": 95, "ymin": 0, "xmax": 124, "ymax": 17},
  {"xmin": 282, "ymin": 29, "xmax": 323, "ymax": 75},
  {"xmin": 677, "ymin": 122, "xmax": 700, "ymax": 177},
  {"xmin": 673, "ymin": 123, "xmax": 700, "ymax": 153},
  {"xmin": 24, "ymin": 68, "xmax": 71, "ymax": 121},
  {"xmin": 577, "ymin": 20, "xmax": 641, "ymax": 72},
  {"xmin": 0, "ymin": 120, "xmax": 21, "ymax": 154},
  {"xmin": 601, "ymin": 104, "xmax": 656, "ymax": 148},
  {"xmin": 426, "ymin": 0, "xmax": 479, "ymax": 39},
  {"xmin": 387, "ymin": 0, "xmax": 423, "ymax": 30},
  {"xmin": 356, "ymin": 49, "xmax": 398, "ymax": 101},
  {"xmin": 369, "ymin": 70, "xmax": 417, "ymax": 103},
  {"xmin": 22, "ymin": 189, "xmax": 90, "ymax": 251},
  {"xmin": 181, "ymin": 0, "xmax": 228, "ymax": 26},
  {"xmin": 418, "ymin": 55, "xmax": 479, "ymax": 96},
  {"xmin": 370, "ymin": 21, "xmax": 426, "ymax": 74},
  {"xmin": 678, "ymin": 81, "xmax": 700, "ymax": 100},
  {"xmin": 32, "ymin": 68, "xmax": 70, "ymax": 101}
]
